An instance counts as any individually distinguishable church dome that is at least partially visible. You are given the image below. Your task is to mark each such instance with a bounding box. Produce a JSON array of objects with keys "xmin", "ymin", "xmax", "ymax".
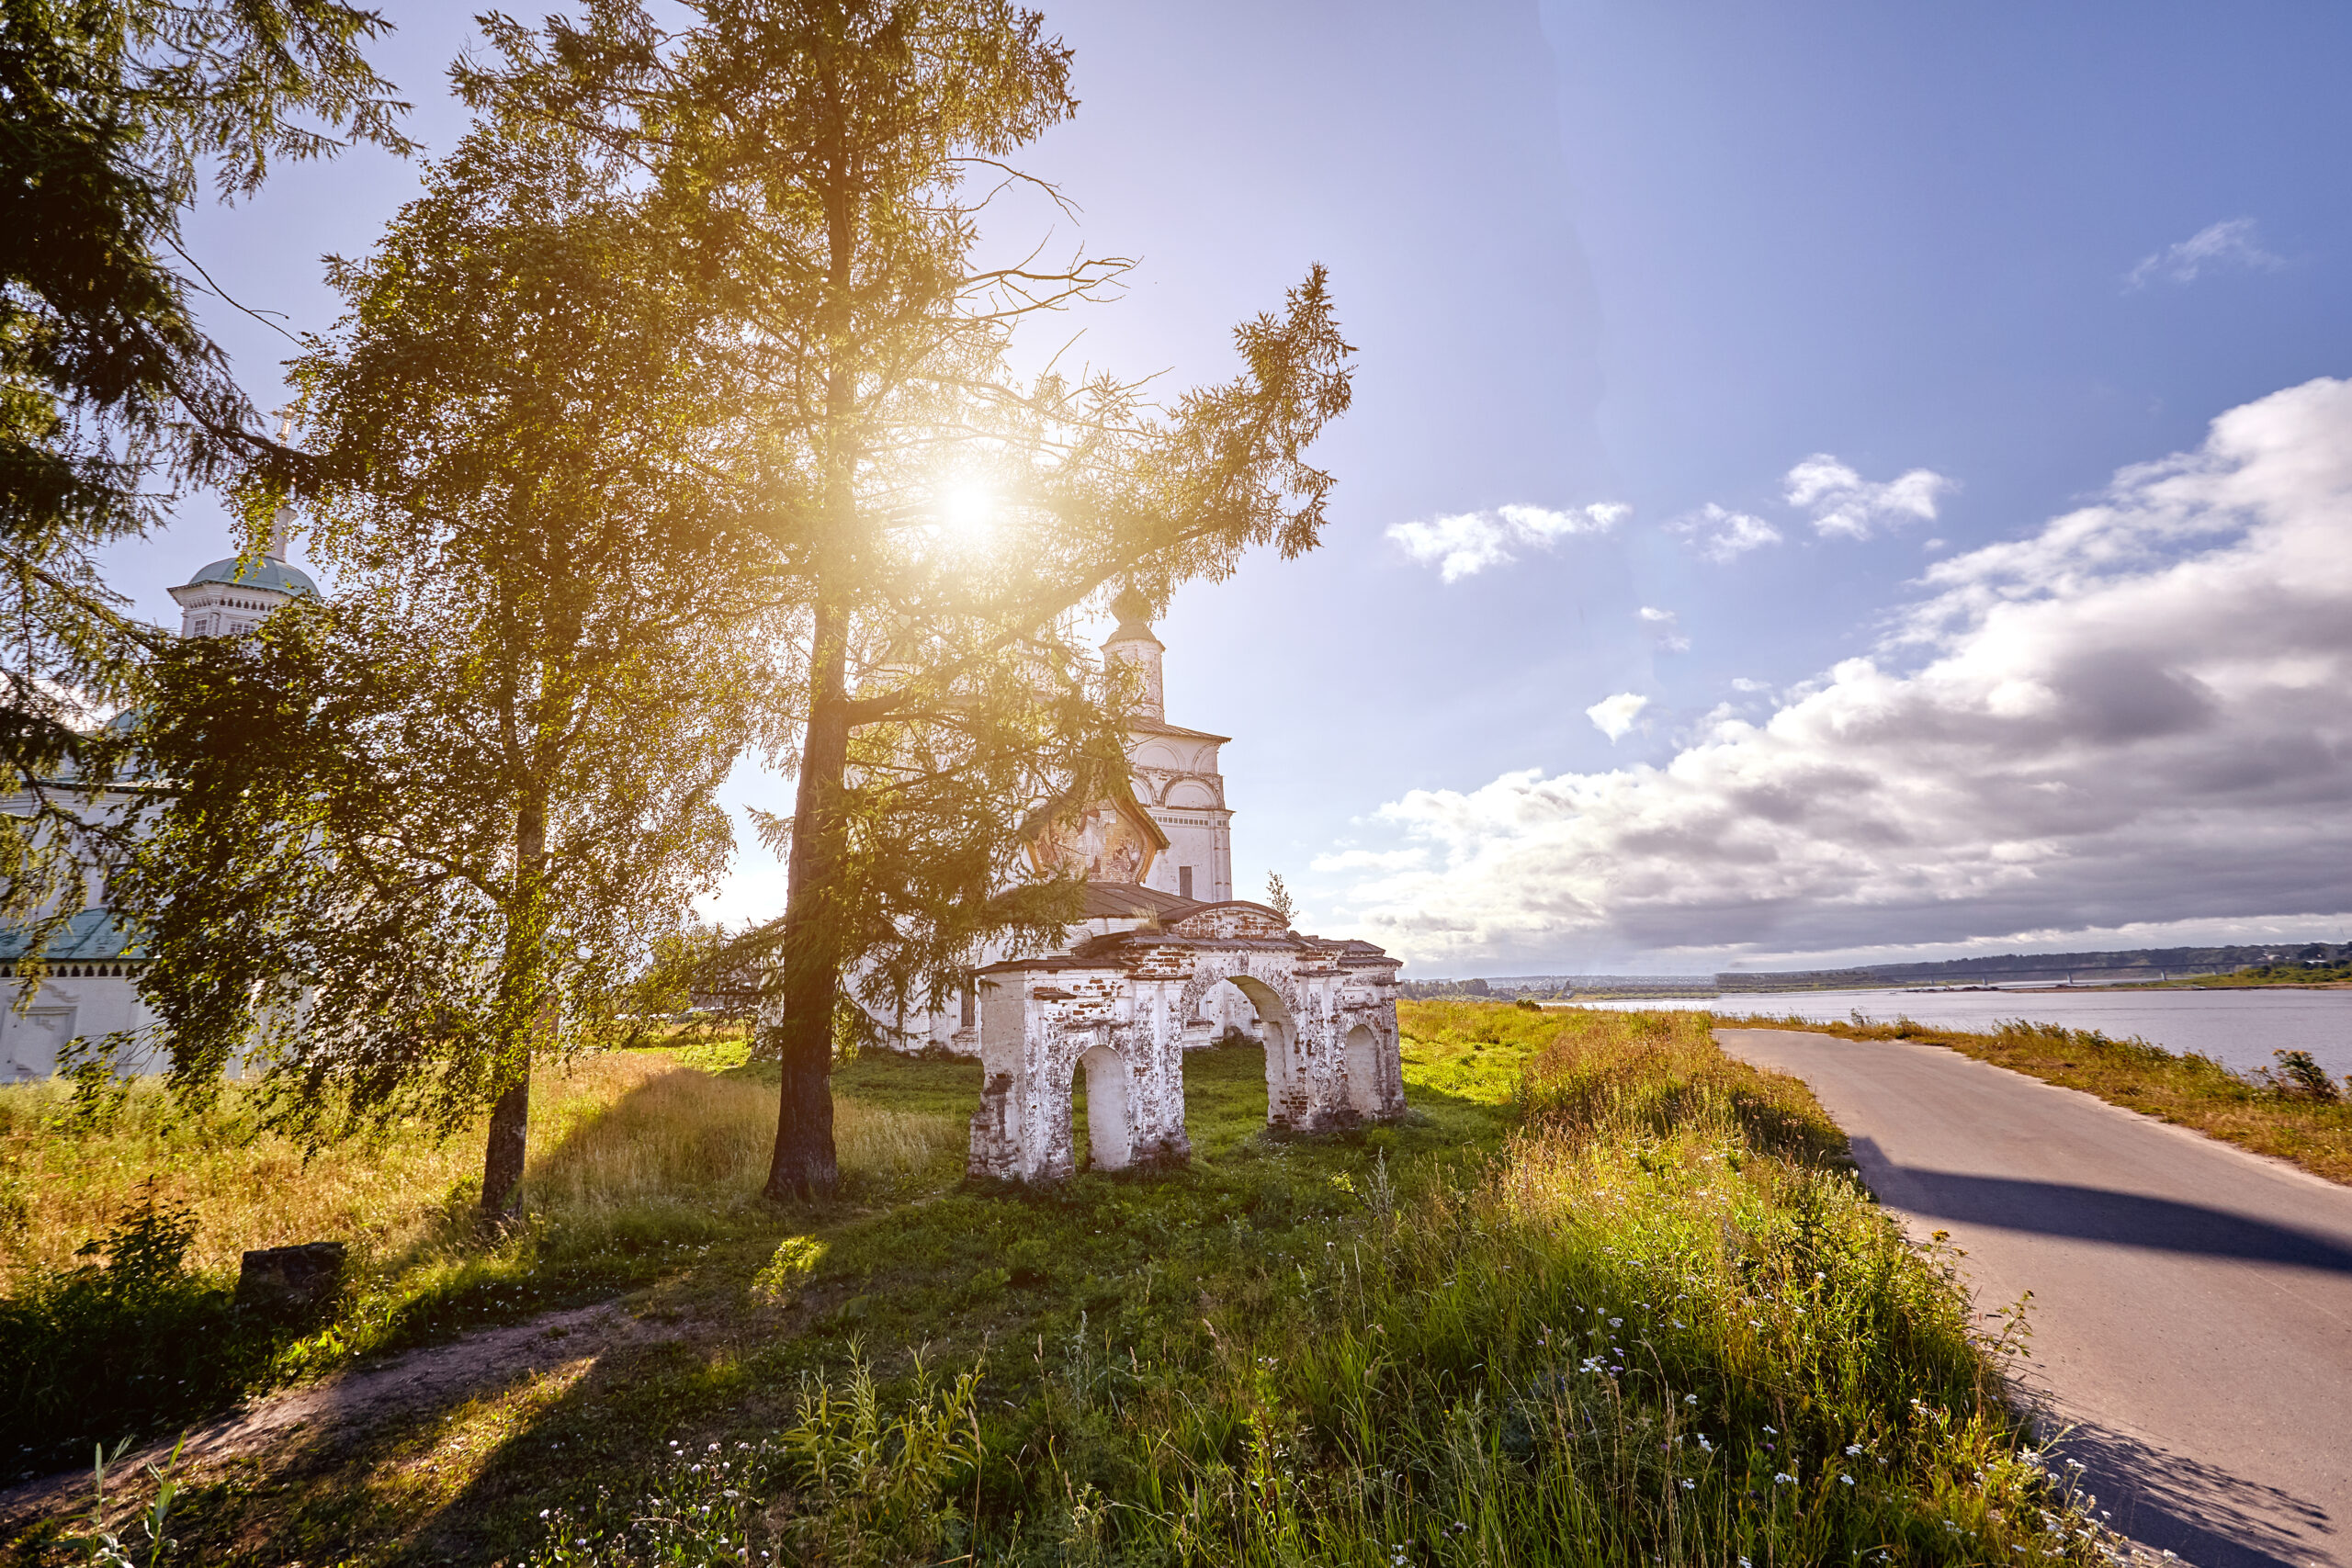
[{"xmin": 182, "ymin": 555, "xmax": 317, "ymax": 597}]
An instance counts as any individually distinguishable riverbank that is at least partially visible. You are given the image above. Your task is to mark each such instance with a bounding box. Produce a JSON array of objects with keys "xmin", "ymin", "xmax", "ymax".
[{"xmin": 1733, "ymin": 1014, "xmax": 2352, "ymax": 1185}]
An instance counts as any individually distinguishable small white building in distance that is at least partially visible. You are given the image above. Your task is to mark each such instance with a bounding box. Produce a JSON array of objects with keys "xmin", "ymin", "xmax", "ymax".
[{"xmin": 0, "ymin": 527, "xmax": 317, "ymax": 1081}]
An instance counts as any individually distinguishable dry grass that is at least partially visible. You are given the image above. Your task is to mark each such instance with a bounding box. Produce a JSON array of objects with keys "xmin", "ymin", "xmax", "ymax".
[
  {"xmin": 0, "ymin": 1052, "xmax": 965, "ymax": 1291},
  {"xmin": 1732, "ymin": 1014, "xmax": 2352, "ymax": 1185}
]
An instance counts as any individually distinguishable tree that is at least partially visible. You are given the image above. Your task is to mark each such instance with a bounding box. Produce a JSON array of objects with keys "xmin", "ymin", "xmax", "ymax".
[
  {"xmin": 1264, "ymin": 872, "xmax": 1295, "ymax": 926},
  {"xmin": 2, "ymin": 0, "xmax": 411, "ymax": 952},
  {"xmin": 469, "ymin": 0, "xmax": 1356, "ymax": 1199},
  {"xmin": 116, "ymin": 115, "xmax": 773, "ymax": 1217}
]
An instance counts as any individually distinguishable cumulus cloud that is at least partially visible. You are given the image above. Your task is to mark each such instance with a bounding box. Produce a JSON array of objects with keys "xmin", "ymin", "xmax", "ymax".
[
  {"xmin": 1674, "ymin": 502, "xmax": 1782, "ymax": 562},
  {"xmin": 1638, "ymin": 605, "xmax": 1690, "ymax": 652},
  {"xmin": 1311, "ymin": 847, "xmax": 1427, "ymax": 873},
  {"xmin": 1585, "ymin": 692, "xmax": 1648, "ymax": 741},
  {"xmin": 2126, "ymin": 218, "xmax": 2283, "ymax": 290},
  {"xmin": 1328, "ymin": 378, "xmax": 2352, "ymax": 968},
  {"xmin": 1785, "ymin": 455, "xmax": 1952, "ymax": 539},
  {"xmin": 1388, "ymin": 502, "xmax": 1628, "ymax": 581}
]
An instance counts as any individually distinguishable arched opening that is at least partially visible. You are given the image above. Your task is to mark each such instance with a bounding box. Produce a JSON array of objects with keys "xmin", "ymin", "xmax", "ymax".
[
  {"xmin": 1076, "ymin": 1043, "xmax": 1132, "ymax": 1171},
  {"xmin": 1344, "ymin": 1023, "xmax": 1382, "ymax": 1115},
  {"xmin": 1220, "ymin": 976, "xmax": 1301, "ymax": 1130}
]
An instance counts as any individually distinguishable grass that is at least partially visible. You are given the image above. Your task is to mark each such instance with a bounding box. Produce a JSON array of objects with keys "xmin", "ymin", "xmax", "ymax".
[
  {"xmin": 2185, "ymin": 961, "xmax": 2352, "ymax": 987},
  {"xmin": 0, "ymin": 1046, "xmax": 965, "ymax": 1473},
  {"xmin": 1729, "ymin": 1012, "xmax": 2352, "ymax": 1184},
  {"xmin": 4, "ymin": 1005, "xmax": 2125, "ymax": 1567}
]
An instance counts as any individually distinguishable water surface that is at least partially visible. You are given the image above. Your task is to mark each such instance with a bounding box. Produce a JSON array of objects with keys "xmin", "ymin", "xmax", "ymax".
[{"xmin": 1565, "ymin": 987, "xmax": 2352, "ymax": 1078}]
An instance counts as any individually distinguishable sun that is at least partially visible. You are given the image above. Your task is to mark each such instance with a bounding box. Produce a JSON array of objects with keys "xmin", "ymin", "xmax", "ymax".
[{"xmin": 936, "ymin": 481, "xmax": 994, "ymax": 544}]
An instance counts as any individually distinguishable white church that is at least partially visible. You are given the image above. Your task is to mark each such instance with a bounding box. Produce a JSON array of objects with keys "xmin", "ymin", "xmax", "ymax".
[
  {"xmin": 6, "ymin": 553, "xmax": 1399, "ymax": 1135},
  {"xmin": 0, "ymin": 535, "xmax": 318, "ymax": 1080}
]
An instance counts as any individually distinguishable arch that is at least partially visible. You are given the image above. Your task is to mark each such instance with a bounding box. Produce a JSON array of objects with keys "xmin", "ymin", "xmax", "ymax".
[
  {"xmin": 1344, "ymin": 1023, "xmax": 1382, "ymax": 1115},
  {"xmin": 1163, "ymin": 779, "xmax": 1220, "ymax": 808},
  {"xmin": 1077, "ymin": 1043, "xmax": 1133, "ymax": 1171}
]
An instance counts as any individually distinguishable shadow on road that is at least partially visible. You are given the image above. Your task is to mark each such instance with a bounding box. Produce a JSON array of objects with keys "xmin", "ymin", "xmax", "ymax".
[
  {"xmin": 1846, "ymin": 1136, "xmax": 2352, "ymax": 1275},
  {"xmin": 2048, "ymin": 1418, "xmax": 2337, "ymax": 1568}
]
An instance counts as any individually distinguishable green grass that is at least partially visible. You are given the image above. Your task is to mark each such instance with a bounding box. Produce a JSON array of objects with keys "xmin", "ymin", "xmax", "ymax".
[
  {"xmin": 1732, "ymin": 1011, "xmax": 2352, "ymax": 1184},
  {"xmin": 0, "ymin": 1047, "xmax": 963, "ymax": 1476},
  {"xmin": 6, "ymin": 1006, "xmax": 2125, "ymax": 1567},
  {"xmin": 2186, "ymin": 960, "xmax": 2352, "ymax": 987}
]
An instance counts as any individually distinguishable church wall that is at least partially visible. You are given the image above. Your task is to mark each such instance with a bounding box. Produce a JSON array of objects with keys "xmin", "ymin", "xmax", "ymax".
[{"xmin": 0, "ymin": 974, "xmax": 164, "ymax": 1081}]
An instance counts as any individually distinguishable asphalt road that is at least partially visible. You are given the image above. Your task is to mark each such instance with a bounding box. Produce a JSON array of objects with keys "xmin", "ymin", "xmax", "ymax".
[{"xmin": 1714, "ymin": 1028, "xmax": 2352, "ymax": 1568}]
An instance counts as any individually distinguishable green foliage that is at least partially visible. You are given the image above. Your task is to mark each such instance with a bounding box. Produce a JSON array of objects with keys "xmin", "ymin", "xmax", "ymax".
[
  {"xmin": 2264, "ymin": 1049, "xmax": 2343, "ymax": 1102},
  {"xmin": 461, "ymin": 0, "xmax": 1357, "ymax": 1198},
  {"xmin": 2, "ymin": 0, "xmax": 409, "ymax": 946},
  {"xmin": 0, "ymin": 1188, "xmax": 266, "ymax": 1470},
  {"xmin": 116, "ymin": 112, "xmax": 775, "ymax": 1212},
  {"xmin": 62, "ymin": 1436, "xmax": 187, "ymax": 1568}
]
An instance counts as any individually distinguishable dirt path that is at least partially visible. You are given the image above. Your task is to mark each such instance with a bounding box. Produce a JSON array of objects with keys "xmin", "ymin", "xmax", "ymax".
[
  {"xmin": 1, "ymin": 1298, "xmax": 674, "ymax": 1533},
  {"xmin": 1718, "ymin": 1027, "xmax": 2352, "ymax": 1568}
]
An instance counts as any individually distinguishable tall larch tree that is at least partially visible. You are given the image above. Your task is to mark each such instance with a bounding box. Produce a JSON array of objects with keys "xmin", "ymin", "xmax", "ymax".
[{"xmin": 469, "ymin": 0, "xmax": 1356, "ymax": 1199}]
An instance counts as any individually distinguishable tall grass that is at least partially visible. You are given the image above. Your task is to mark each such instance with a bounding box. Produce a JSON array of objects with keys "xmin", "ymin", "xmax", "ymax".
[
  {"xmin": 0, "ymin": 1051, "xmax": 965, "ymax": 1471},
  {"xmin": 521, "ymin": 1009, "xmax": 2116, "ymax": 1567}
]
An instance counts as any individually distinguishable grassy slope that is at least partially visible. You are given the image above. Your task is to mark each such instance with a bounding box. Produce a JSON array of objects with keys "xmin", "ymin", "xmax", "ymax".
[
  {"xmin": 9, "ymin": 1005, "xmax": 2118, "ymax": 1567},
  {"xmin": 1728, "ymin": 1014, "xmax": 2352, "ymax": 1184}
]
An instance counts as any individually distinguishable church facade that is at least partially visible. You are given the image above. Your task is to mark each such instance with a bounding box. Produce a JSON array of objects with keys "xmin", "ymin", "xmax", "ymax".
[
  {"xmin": 0, "ymin": 532, "xmax": 316, "ymax": 1081},
  {"xmin": 903, "ymin": 592, "xmax": 1410, "ymax": 1182}
]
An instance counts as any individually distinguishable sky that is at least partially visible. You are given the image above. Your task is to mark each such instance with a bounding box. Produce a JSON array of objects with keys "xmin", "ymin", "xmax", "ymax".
[{"xmin": 113, "ymin": 1, "xmax": 2352, "ymax": 975}]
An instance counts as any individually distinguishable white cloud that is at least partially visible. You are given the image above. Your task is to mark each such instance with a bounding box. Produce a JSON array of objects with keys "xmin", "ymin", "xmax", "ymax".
[
  {"xmin": 1329, "ymin": 378, "xmax": 2352, "ymax": 968},
  {"xmin": 1310, "ymin": 846, "xmax": 1428, "ymax": 873},
  {"xmin": 2126, "ymin": 218, "xmax": 2283, "ymax": 290},
  {"xmin": 1387, "ymin": 502, "xmax": 1628, "ymax": 581},
  {"xmin": 1585, "ymin": 692, "xmax": 1648, "ymax": 741},
  {"xmin": 1674, "ymin": 502, "xmax": 1782, "ymax": 563},
  {"xmin": 1638, "ymin": 605, "xmax": 1690, "ymax": 652},
  {"xmin": 1729, "ymin": 677, "xmax": 1770, "ymax": 694},
  {"xmin": 1785, "ymin": 455, "xmax": 1952, "ymax": 539}
]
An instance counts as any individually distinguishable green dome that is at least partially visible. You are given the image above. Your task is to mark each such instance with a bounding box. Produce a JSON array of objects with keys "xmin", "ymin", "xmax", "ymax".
[{"xmin": 184, "ymin": 555, "xmax": 317, "ymax": 597}]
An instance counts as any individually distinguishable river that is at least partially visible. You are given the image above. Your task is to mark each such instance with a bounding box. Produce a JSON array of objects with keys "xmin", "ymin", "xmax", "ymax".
[{"xmin": 1563, "ymin": 987, "xmax": 2352, "ymax": 1078}]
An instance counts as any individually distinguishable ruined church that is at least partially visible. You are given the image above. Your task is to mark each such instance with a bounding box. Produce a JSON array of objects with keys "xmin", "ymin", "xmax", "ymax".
[{"xmin": 926, "ymin": 592, "xmax": 1408, "ymax": 1183}]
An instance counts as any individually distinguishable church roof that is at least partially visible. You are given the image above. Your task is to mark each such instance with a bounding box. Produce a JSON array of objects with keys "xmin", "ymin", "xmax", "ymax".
[
  {"xmin": 1078, "ymin": 882, "xmax": 1204, "ymax": 921},
  {"xmin": 0, "ymin": 909, "xmax": 145, "ymax": 962},
  {"xmin": 1128, "ymin": 716, "xmax": 1231, "ymax": 743},
  {"xmin": 177, "ymin": 555, "xmax": 318, "ymax": 598}
]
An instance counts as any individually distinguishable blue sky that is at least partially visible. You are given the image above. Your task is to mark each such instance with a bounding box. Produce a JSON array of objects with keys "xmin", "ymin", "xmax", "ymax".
[{"xmin": 116, "ymin": 2, "xmax": 2352, "ymax": 973}]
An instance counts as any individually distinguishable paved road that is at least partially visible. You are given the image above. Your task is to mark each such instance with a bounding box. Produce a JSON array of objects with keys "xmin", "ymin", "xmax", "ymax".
[{"xmin": 1715, "ymin": 1029, "xmax": 2352, "ymax": 1568}]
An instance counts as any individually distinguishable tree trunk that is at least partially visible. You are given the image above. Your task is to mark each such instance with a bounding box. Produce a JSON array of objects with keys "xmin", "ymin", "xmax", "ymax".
[
  {"xmin": 481, "ymin": 787, "xmax": 551, "ymax": 1221},
  {"xmin": 763, "ymin": 599, "xmax": 851, "ymax": 1201},
  {"xmin": 481, "ymin": 1066, "xmax": 531, "ymax": 1219}
]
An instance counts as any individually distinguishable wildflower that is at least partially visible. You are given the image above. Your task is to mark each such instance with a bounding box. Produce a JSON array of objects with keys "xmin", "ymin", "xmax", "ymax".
[
  {"xmin": 1774, "ymin": 1472, "xmax": 1795, "ymax": 1485},
  {"xmin": 1684, "ymin": 1393, "xmax": 1699, "ymax": 1405},
  {"xmin": 1763, "ymin": 1425, "xmax": 1777, "ymax": 1434},
  {"xmin": 1840, "ymin": 1475, "xmax": 1855, "ymax": 1486},
  {"xmin": 1680, "ymin": 1479, "xmax": 1696, "ymax": 1491},
  {"xmin": 1845, "ymin": 1444, "xmax": 1862, "ymax": 1456},
  {"xmin": 1610, "ymin": 1317, "xmax": 1623, "ymax": 1327}
]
